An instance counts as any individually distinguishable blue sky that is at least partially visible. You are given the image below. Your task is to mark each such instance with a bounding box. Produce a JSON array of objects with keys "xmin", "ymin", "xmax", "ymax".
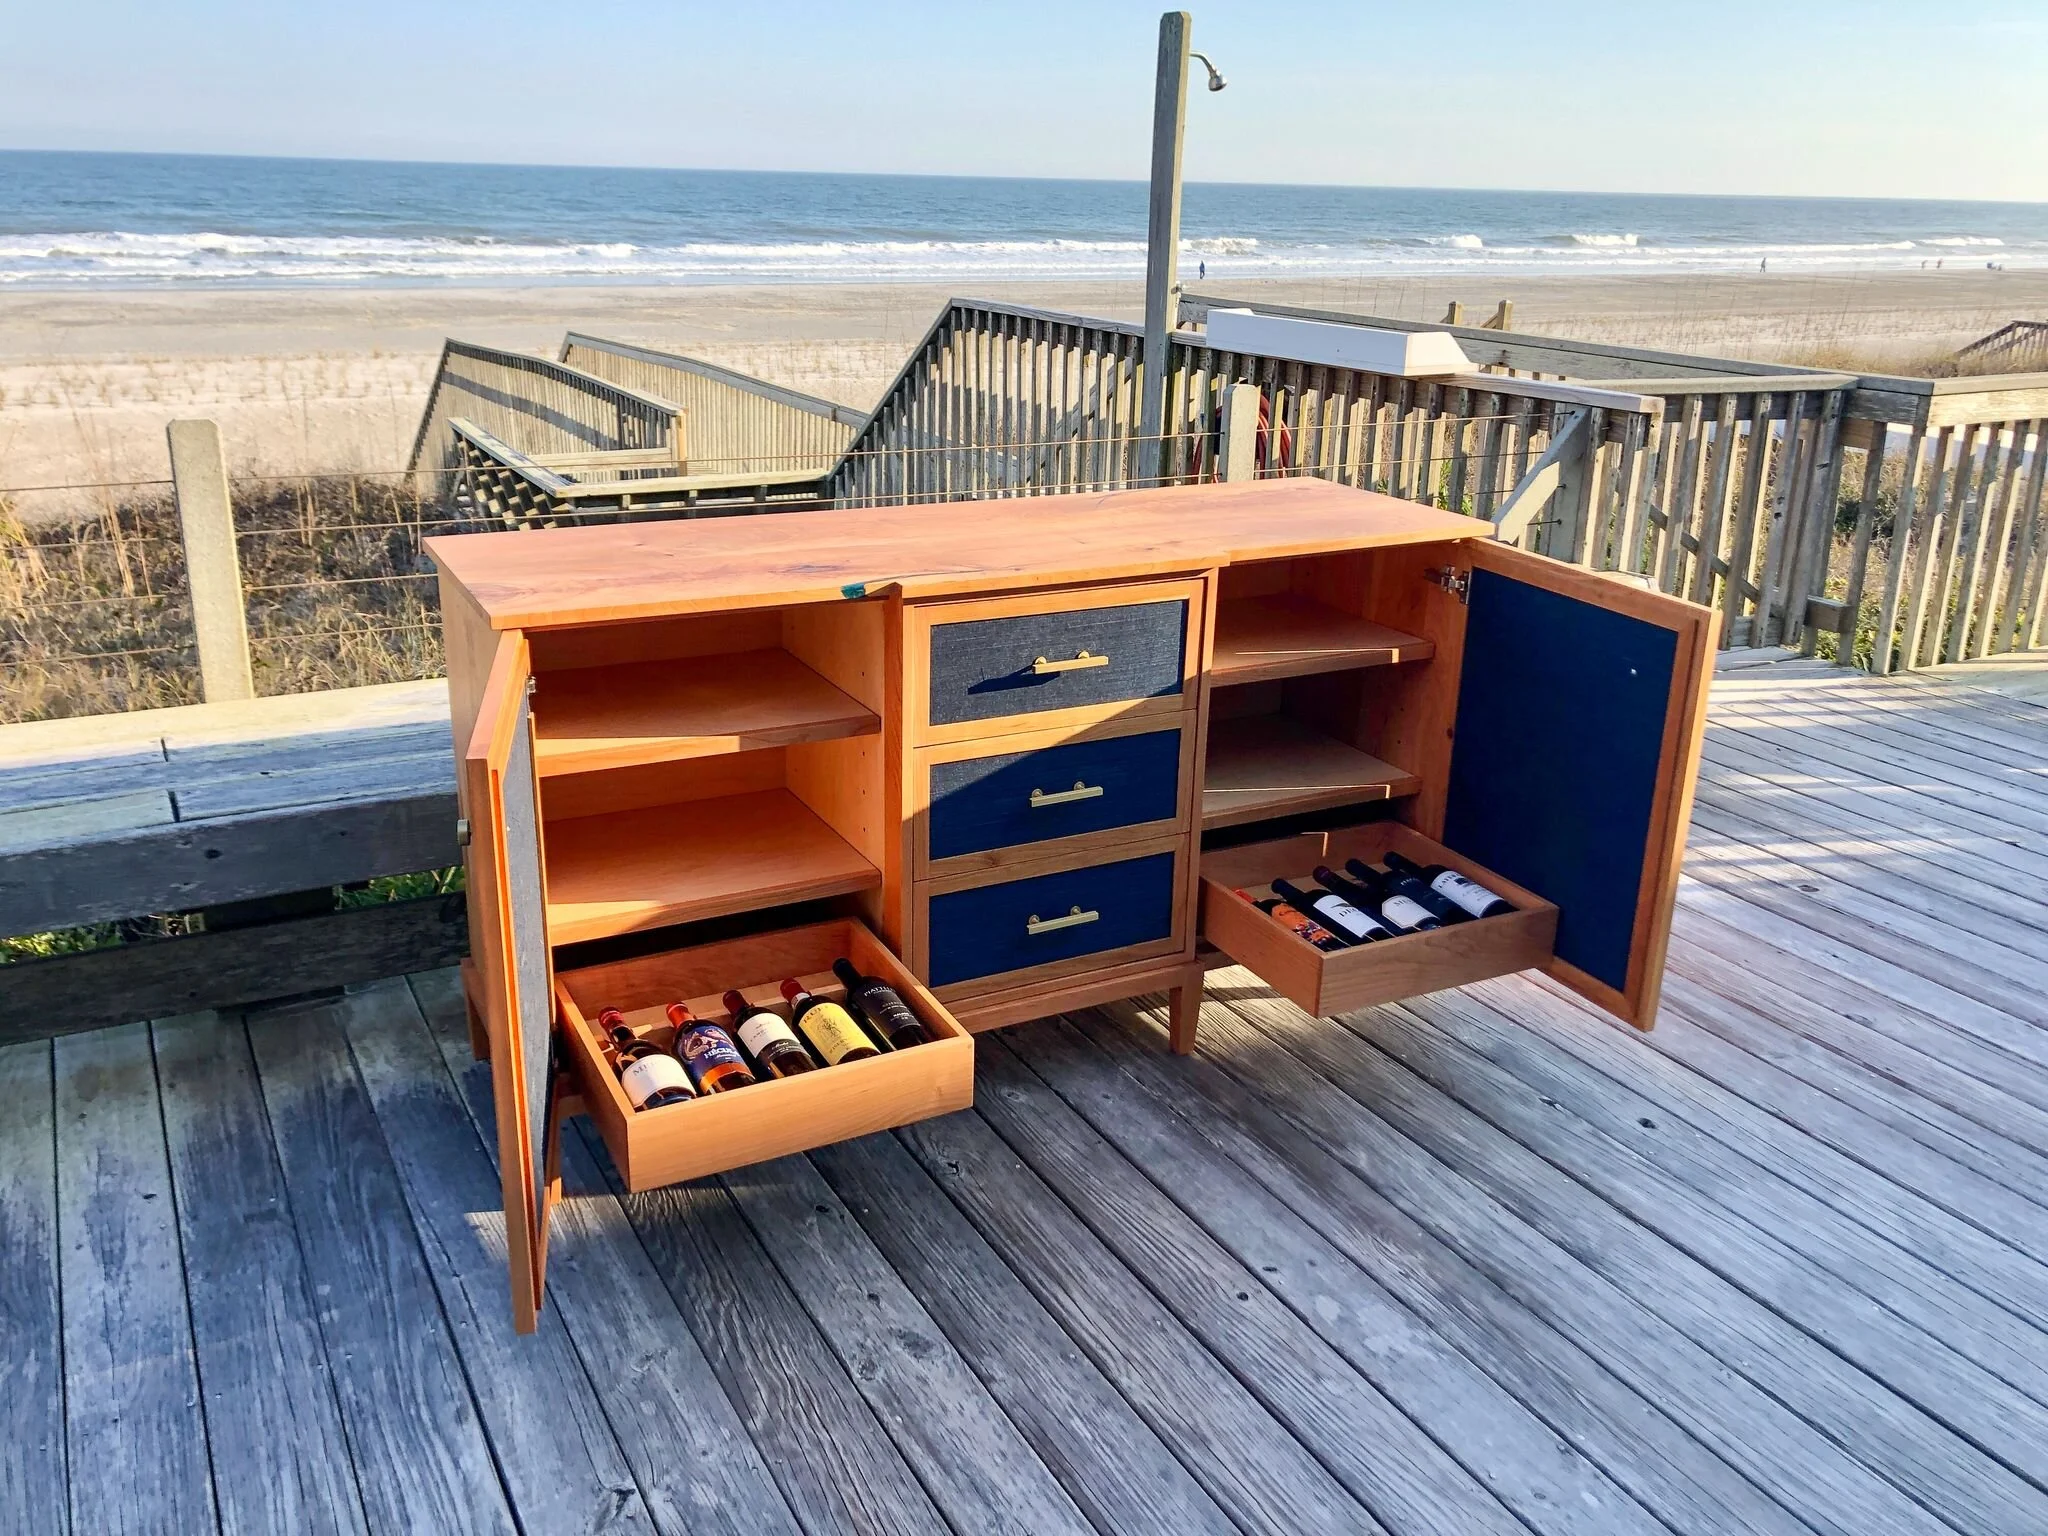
[{"xmin": 2, "ymin": 1, "xmax": 2044, "ymax": 201}]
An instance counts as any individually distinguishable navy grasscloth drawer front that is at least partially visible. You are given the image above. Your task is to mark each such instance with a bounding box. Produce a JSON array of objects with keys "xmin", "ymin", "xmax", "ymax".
[
  {"xmin": 927, "ymin": 726, "xmax": 1184, "ymax": 862},
  {"xmin": 925, "ymin": 850, "xmax": 1178, "ymax": 988},
  {"xmin": 926, "ymin": 598, "xmax": 1188, "ymax": 726}
]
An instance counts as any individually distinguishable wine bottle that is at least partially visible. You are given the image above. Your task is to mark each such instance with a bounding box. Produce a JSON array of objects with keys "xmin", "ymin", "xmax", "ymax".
[
  {"xmin": 597, "ymin": 1007, "xmax": 695, "ymax": 1110},
  {"xmin": 1236, "ymin": 887, "xmax": 1349, "ymax": 952},
  {"xmin": 666, "ymin": 1004, "xmax": 757, "ymax": 1093},
  {"xmin": 1383, "ymin": 850, "xmax": 1515, "ymax": 919},
  {"xmin": 1272, "ymin": 877, "xmax": 1390, "ymax": 944},
  {"xmin": 780, "ymin": 978, "xmax": 880, "ymax": 1064},
  {"xmin": 832, "ymin": 958, "xmax": 930, "ymax": 1047},
  {"xmin": 1322, "ymin": 863, "xmax": 1441, "ymax": 934},
  {"xmin": 722, "ymin": 989, "xmax": 817, "ymax": 1078},
  {"xmin": 1349, "ymin": 855, "xmax": 1467, "ymax": 924}
]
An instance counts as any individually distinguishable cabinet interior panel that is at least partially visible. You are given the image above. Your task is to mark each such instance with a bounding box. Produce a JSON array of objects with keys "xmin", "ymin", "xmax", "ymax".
[
  {"xmin": 544, "ymin": 788, "xmax": 881, "ymax": 944},
  {"xmin": 1201, "ymin": 713, "xmax": 1420, "ymax": 830},
  {"xmin": 1211, "ymin": 592, "xmax": 1433, "ymax": 685},
  {"xmin": 533, "ymin": 648, "xmax": 878, "ymax": 776}
]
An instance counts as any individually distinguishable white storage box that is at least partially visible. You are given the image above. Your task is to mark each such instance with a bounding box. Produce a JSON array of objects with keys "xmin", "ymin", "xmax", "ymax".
[{"xmin": 1204, "ymin": 308, "xmax": 1472, "ymax": 378}]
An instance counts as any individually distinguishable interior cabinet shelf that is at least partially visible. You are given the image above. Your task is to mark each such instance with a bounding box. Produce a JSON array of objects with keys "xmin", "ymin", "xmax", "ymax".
[
  {"xmin": 1211, "ymin": 593, "xmax": 1432, "ymax": 686},
  {"xmin": 534, "ymin": 648, "xmax": 878, "ymax": 776},
  {"xmin": 1201, "ymin": 714, "xmax": 1420, "ymax": 829},
  {"xmin": 543, "ymin": 788, "xmax": 881, "ymax": 944}
]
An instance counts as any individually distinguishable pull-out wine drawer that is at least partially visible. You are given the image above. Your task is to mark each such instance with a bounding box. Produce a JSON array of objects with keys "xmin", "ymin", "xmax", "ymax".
[
  {"xmin": 553, "ymin": 918, "xmax": 972, "ymax": 1191},
  {"xmin": 1198, "ymin": 825, "xmax": 1557, "ymax": 1018}
]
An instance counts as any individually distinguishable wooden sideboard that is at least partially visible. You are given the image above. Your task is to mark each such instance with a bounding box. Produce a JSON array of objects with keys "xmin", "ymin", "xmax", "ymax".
[{"xmin": 430, "ymin": 477, "xmax": 1717, "ymax": 1331}]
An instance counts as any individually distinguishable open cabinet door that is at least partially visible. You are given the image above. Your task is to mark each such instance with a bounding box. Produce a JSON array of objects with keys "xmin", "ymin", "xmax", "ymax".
[
  {"xmin": 462, "ymin": 630, "xmax": 558, "ymax": 1333},
  {"xmin": 1440, "ymin": 544, "xmax": 1716, "ymax": 1028}
]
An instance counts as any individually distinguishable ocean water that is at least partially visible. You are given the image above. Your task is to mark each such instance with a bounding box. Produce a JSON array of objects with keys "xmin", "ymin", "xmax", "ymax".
[{"xmin": 3, "ymin": 150, "xmax": 2045, "ymax": 289}]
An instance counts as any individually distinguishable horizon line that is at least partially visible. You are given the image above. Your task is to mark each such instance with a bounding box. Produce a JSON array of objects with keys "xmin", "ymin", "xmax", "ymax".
[{"xmin": 2, "ymin": 145, "xmax": 2043, "ymax": 211}]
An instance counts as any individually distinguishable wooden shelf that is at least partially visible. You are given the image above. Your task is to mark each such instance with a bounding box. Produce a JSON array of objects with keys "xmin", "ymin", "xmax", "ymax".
[
  {"xmin": 1201, "ymin": 714, "xmax": 1420, "ymax": 830},
  {"xmin": 1211, "ymin": 593, "xmax": 1433, "ymax": 686},
  {"xmin": 543, "ymin": 788, "xmax": 880, "ymax": 945},
  {"xmin": 534, "ymin": 648, "xmax": 878, "ymax": 777}
]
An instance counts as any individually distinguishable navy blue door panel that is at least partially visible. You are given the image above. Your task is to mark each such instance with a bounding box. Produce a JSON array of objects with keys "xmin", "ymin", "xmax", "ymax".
[
  {"xmin": 1442, "ymin": 565, "xmax": 1677, "ymax": 994},
  {"xmin": 926, "ymin": 851, "xmax": 1178, "ymax": 988},
  {"xmin": 927, "ymin": 599, "xmax": 1187, "ymax": 726},
  {"xmin": 928, "ymin": 728, "xmax": 1183, "ymax": 861}
]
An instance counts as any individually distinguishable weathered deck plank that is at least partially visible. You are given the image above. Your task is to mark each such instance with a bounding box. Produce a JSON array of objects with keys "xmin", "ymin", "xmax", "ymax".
[
  {"xmin": 246, "ymin": 999, "xmax": 520, "ymax": 1536},
  {"xmin": 810, "ymin": 1130, "xmax": 1240, "ymax": 1536},
  {"xmin": 21, "ymin": 653, "xmax": 2048, "ymax": 1536},
  {"xmin": 0, "ymin": 1041, "xmax": 68, "ymax": 1536},
  {"xmin": 53, "ymin": 1023, "xmax": 219, "ymax": 1536},
  {"xmin": 151, "ymin": 1011, "xmax": 369, "ymax": 1535}
]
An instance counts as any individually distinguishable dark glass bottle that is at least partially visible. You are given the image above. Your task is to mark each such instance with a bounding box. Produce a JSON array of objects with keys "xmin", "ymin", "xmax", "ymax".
[
  {"xmin": 1324, "ymin": 862, "xmax": 1442, "ymax": 933},
  {"xmin": 666, "ymin": 1003, "xmax": 757, "ymax": 1093},
  {"xmin": 721, "ymin": 989, "xmax": 817, "ymax": 1078},
  {"xmin": 832, "ymin": 958, "xmax": 930, "ymax": 1047},
  {"xmin": 1272, "ymin": 877, "xmax": 1390, "ymax": 944},
  {"xmin": 1383, "ymin": 850, "xmax": 1515, "ymax": 919},
  {"xmin": 1238, "ymin": 887, "xmax": 1349, "ymax": 952},
  {"xmin": 780, "ymin": 978, "xmax": 880, "ymax": 1064},
  {"xmin": 598, "ymin": 1006, "xmax": 695, "ymax": 1110},
  {"xmin": 1348, "ymin": 855, "xmax": 1467, "ymax": 925}
]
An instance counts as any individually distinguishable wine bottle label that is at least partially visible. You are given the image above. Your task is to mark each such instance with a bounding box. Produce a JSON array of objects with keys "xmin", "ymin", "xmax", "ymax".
[
  {"xmin": 736, "ymin": 1011, "xmax": 804, "ymax": 1060},
  {"xmin": 1430, "ymin": 870, "xmax": 1505, "ymax": 918},
  {"xmin": 1382, "ymin": 894, "xmax": 1436, "ymax": 930},
  {"xmin": 619, "ymin": 1053, "xmax": 693, "ymax": 1109},
  {"xmin": 675, "ymin": 1025, "xmax": 748, "ymax": 1082},
  {"xmin": 852, "ymin": 982, "xmax": 923, "ymax": 1040},
  {"xmin": 1312, "ymin": 896, "xmax": 1386, "ymax": 941},
  {"xmin": 798, "ymin": 1000, "xmax": 874, "ymax": 1065},
  {"xmin": 1269, "ymin": 901, "xmax": 1340, "ymax": 946}
]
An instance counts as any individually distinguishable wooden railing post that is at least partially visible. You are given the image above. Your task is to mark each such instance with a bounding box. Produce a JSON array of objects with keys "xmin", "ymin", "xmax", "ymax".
[
  {"xmin": 1219, "ymin": 382, "xmax": 1260, "ymax": 482},
  {"xmin": 167, "ymin": 418, "xmax": 253, "ymax": 702}
]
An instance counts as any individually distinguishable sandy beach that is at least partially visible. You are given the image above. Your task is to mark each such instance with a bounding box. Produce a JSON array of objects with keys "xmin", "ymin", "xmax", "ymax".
[{"xmin": 4, "ymin": 267, "xmax": 2045, "ymax": 499}]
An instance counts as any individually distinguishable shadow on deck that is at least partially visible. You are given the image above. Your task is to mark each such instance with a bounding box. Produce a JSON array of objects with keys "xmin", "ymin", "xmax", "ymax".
[{"xmin": 6, "ymin": 655, "xmax": 2048, "ymax": 1536}]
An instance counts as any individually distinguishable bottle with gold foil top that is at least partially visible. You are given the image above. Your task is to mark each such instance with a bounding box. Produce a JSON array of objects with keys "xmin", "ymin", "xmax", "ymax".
[
  {"xmin": 721, "ymin": 989, "xmax": 817, "ymax": 1078},
  {"xmin": 597, "ymin": 1006, "xmax": 695, "ymax": 1110},
  {"xmin": 779, "ymin": 977, "xmax": 879, "ymax": 1064},
  {"xmin": 665, "ymin": 1003, "xmax": 757, "ymax": 1093}
]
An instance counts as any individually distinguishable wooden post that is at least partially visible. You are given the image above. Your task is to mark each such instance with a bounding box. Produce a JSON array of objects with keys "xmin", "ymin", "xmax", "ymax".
[
  {"xmin": 1219, "ymin": 382, "xmax": 1260, "ymax": 482},
  {"xmin": 1137, "ymin": 10, "xmax": 1191, "ymax": 489},
  {"xmin": 1488, "ymin": 300, "xmax": 1514, "ymax": 331},
  {"xmin": 1442, "ymin": 302, "xmax": 1465, "ymax": 327},
  {"xmin": 167, "ymin": 418, "xmax": 253, "ymax": 702}
]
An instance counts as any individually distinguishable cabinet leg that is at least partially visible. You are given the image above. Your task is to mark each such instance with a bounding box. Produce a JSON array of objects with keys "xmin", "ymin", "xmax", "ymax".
[
  {"xmin": 460, "ymin": 958, "xmax": 490, "ymax": 1062},
  {"xmin": 1168, "ymin": 969, "xmax": 1204, "ymax": 1055}
]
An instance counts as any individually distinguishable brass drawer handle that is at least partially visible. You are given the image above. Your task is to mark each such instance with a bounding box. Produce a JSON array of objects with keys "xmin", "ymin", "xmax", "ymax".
[
  {"xmin": 1030, "ymin": 781, "xmax": 1105, "ymax": 808},
  {"xmin": 1032, "ymin": 650, "xmax": 1110, "ymax": 675},
  {"xmin": 1026, "ymin": 906, "xmax": 1100, "ymax": 936}
]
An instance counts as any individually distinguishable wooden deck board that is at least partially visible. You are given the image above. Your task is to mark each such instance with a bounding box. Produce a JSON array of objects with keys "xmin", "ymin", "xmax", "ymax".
[
  {"xmin": 151, "ymin": 1011, "xmax": 369, "ymax": 1535},
  {"xmin": 18, "ymin": 653, "xmax": 2048, "ymax": 1536}
]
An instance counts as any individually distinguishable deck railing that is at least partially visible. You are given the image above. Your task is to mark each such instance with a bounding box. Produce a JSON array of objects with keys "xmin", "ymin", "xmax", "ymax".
[
  {"xmin": 560, "ymin": 334, "xmax": 862, "ymax": 479},
  {"xmin": 405, "ymin": 341, "xmax": 683, "ymax": 483}
]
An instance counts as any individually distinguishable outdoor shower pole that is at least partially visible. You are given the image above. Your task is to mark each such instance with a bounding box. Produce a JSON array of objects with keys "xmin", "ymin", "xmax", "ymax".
[{"xmin": 1137, "ymin": 10, "xmax": 1190, "ymax": 489}]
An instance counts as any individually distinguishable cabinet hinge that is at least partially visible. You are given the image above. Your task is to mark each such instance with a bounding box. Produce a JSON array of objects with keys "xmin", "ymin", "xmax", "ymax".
[
  {"xmin": 1426, "ymin": 566, "xmax": 1471, "ymax": 603},
  {"xmin": 455, "ymin": 817, "xmax": 472, "ymax": 848},
  {"xmin": 525, "ymin": 677, "xmax": 538, "ymax": 697}
]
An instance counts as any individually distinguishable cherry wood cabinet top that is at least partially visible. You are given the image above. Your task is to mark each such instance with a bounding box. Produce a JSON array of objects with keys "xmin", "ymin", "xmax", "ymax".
[{"xmin": 427, "ymin": 478, "xmax": 1487, "ymax": 629}]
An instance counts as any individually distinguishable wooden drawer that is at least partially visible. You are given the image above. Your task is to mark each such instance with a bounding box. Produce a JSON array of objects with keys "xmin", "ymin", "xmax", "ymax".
[
  {"xmin": 920, "ymin": 717, "xmax": 1192, "ymax": 875},
  {"xmin": 1198, "ymin": 824, "xmax": 1557, "ymax": 1018},
  {"xmin": 908, "ymin": 579, "xmax": 1202, "ymax": 743},
  {"xmin": 553, "ymin": 918, "xmax": 972, "ymax": 1191},
  {"xmin": 920, "ymin": 838, "xmax": 1186, "ymax": 992}
]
